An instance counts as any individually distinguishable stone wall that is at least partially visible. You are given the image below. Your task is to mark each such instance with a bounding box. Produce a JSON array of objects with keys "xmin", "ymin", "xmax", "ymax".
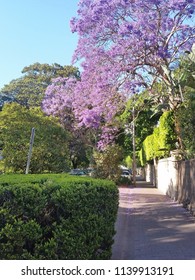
[
  {"xmin": 156, "ymin": 158, "xmax": 195, "ymax": 215},
  {"xmin": 177, "ymin": 159, "xmax": 195, "ymax": 214}
]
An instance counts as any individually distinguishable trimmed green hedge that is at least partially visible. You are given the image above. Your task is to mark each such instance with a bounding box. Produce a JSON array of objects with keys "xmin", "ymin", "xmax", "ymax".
[
  {"xmin": 139, "ymin": 111, "xmax": 176, "ymax": 166},
  {"xmin": 0, "ymin": 174, "xmax": 118, "ymax": 260}
]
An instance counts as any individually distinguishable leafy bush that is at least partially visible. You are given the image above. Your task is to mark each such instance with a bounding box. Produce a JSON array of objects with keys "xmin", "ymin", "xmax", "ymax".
[
  {"xmin": 116, "ymin": 176, "xmax": 132, "ymax": 186},
  {"xmin": 0, "ymin": 174, "xmax": 118, "ymax": 260},
  {"xmin": 93, "ymin": 144, "xmax": 124, "ymax": 182},
  {"xmin": 139, "ymin": 111, "xmax": 176, "ymax": 166}
]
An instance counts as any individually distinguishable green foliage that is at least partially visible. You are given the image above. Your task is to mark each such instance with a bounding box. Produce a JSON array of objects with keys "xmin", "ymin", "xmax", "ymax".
[
  {"xmin": 116, "ymin": 176, "xmax": 132, "ymax": 186},
  {"xmin": 139, "ymin": 134, "xmax": 155, "ymax": 165},
  {"xmin": 0, "ymin": 63, "xmax": 80, "ymax": 108},
  {"xmin": 0, "ymin": 174, "xmax": 118, "ymax": 260},
  {"xmin": 175, "ymin": 47, "xmax": 195, "ymax": 158},
  {"xmin": 121, "ymin": 47, "xmax": 195, "ymax": 161},
  {"xmin": 135, "ymin": 110, "xmax": 159, "ymax": 151},
  {"xmin": 157, "ymin": 111, "xmax": 176, "ymax": 150},
  {"xmin": 139, "ymin": 111, "xmax": 176, "ymax": 166},
  {"xmin": 93, "ymin": 144, "xmax": 124, "ymax": 182},
  {"xmin": 124, "ymin": 155, "xmax": 133, "ymax": 169},
  {"xmin": 177, "ymin": 45, "xmax": 195, "ymax": 90},
  {"xmin": 176, "ymin": 90, "xmax": 195, "ymax": 158},
  {"xmin": 119, "ymin": 91, "xmax": 161, "ymax": 158},
  {"xmin": 0, "ymin": 103, "xmax": 71, "ymax": 173}
]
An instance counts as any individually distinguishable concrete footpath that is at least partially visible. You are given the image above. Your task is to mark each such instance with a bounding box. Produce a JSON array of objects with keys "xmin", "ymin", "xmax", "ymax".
[{"xmin": 111, "ymin": 181, "xmax": 195, "ymax": 260}]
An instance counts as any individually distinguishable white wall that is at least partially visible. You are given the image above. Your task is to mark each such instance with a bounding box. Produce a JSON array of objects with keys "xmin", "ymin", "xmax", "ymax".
[
  {"xmin": 157, "ymin": 157, "xmax": 179, "ymax": 199},
  {"xmin": 145, "ymin": 164, "xmax": 154, "ymax": 184}
]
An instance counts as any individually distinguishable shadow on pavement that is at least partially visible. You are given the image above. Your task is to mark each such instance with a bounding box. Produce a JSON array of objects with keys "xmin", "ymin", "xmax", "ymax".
[{"xmin": 112, "ymin": 183, "xmax": 195, "ymax": 260}]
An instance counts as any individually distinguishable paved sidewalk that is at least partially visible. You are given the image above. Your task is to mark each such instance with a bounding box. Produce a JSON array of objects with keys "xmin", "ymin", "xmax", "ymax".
[{"xmin": 111, "ymin": 182, "xmax": 195, "ymax": 260}]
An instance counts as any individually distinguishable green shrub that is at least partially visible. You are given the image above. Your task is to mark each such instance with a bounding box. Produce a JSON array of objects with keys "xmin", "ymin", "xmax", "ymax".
[
  {"xmin": 139, "ymin": 111, "xmax": 176, "ymax": 166},
  {"xmin": 93, "ymin": 144, "xmax": 124, "ymax": 183},
  {"xmin": 0, "ymin": 174, "xmax": 118, "ymax": 260},
  {"xmin": 116, "ymin": 176, "xmax": 132, "ymax": 186}
]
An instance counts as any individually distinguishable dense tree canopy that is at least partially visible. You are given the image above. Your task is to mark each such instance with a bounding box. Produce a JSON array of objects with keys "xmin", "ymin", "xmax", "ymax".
[
  {"xmin": 0, "ymin": 103, "xmax": 71, "ymax": 173},
  {"xmin": 0, "ymin": 63, "xmax": 80, "ymax": 108},
  {"xmin": 42, "ymin": 75, "xmax": 124, "ymax": 150},
  {"xmin": 71, "ymin": 0, "xmax": 194, "ymax": 92},
  {"xmin": 69, "ymin": 0, "xmax": 194, "ymax": 135}
]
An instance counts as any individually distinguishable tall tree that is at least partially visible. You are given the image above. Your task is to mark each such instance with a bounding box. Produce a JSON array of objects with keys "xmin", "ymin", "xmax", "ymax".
[
  {"xmin": 70, "ymin": 0, "xmax": 194, "ymax": 147},
  {"xmin": 0, "ymin": 63, "xmax": 80, "ymax": 108},
  {"xmin": 0, "ymin": 103, "xmax": 71, "ymax": 173}
]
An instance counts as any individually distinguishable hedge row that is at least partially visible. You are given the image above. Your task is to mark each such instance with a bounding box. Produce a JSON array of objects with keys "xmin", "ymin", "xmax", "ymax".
[
  {"xmin": 0, "ymin": 174, "xmax": 118, "ymax": 260},
  {"xmin": 139, "ymin": 111, "xmax": 176, "ymax": 166}
]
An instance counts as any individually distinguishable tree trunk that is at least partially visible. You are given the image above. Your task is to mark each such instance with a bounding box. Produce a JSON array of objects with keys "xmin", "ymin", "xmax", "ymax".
[{"xmin": 174, "ymin": 112, "xmax": 184, "ymax": 151}]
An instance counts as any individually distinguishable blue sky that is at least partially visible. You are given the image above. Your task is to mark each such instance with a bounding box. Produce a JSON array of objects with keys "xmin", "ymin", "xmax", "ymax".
[{"xmin": 0, "ymin": 0, "xmax": 79, "ymax": 89}]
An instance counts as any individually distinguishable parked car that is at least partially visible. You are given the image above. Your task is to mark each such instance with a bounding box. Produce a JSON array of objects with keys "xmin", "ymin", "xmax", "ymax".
[
  {"xmin": 117, "ymin": 169, "xmax": 132, "ymax": 185},
  {"xmin": 69, "ymin": 169, "xmax": 86, "ymax": 176},
  {"xmin": 121, "ymin": 170, "xmax": 132, "ymax": 180}
]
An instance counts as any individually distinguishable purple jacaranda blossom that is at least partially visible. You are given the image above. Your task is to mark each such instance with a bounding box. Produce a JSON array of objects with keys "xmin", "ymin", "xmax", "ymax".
[
  {"xmin": 71, "ymin": 0, "xmax": 194, "ymax": 95},
  {"xmin": 42, "ymin": 77, "xmax": 77, "ymax": 130},
  {"xmin": 45, "ymin": 0, "xmax": 195, "ymax": 149},
  {"xmin": 42, "ymin": 74, "xmax": 125, "ymax": 149}
]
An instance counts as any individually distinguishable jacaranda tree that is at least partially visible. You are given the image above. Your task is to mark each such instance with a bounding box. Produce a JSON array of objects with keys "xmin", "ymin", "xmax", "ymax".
[
  {"xmin": 42, "ymin": 77, "xmax": 92, "ymax": 168},
  {"xmin": 69, "ymin": 0, "xmax": 194, "ymax": 147},
  {"xmin": 71, "ymin": 0, "xmax": 194, "ymax": 103},
  {"xmin": 44, "ymin": 0, "xmax": 194, "ymax": 150},
  {"xmin": 42, "ymin": 73, "xmax": 125, "ymax": 150}
]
